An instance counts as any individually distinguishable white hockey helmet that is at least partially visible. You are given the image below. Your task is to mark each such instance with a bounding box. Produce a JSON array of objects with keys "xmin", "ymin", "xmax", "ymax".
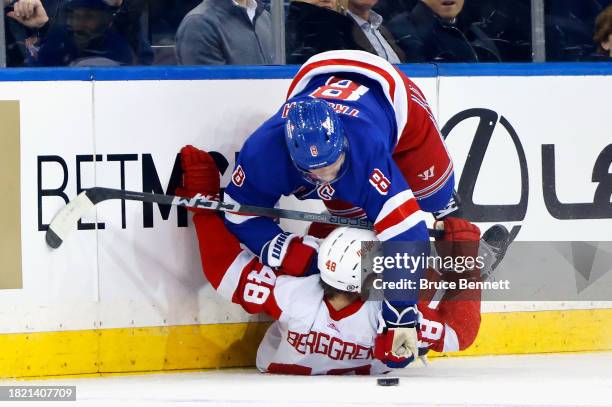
[{"xmin": 318, "ymin": 227, "xmax": 379, "ymax": 292}]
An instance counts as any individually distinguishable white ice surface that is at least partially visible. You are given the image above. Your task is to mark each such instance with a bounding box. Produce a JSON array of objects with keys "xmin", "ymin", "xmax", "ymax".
[{"xmin": 3, "ymin": 353, "xmax": 612, "ymax": 407}]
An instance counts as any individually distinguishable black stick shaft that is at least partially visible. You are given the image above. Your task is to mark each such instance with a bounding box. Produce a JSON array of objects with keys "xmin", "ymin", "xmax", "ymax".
[{"xmin": 89, "ymin": 187, "xmax": 442, "ymax": 237}]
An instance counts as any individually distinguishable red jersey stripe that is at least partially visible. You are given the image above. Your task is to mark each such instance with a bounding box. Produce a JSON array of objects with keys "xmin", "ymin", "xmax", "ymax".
[
  {"xmin": 374, "ymin": 198, "xmax": 420, "ymax": 235},
  {"xmin": 287, "ymin": 59, "xmax": 397, "ymax": 103}
]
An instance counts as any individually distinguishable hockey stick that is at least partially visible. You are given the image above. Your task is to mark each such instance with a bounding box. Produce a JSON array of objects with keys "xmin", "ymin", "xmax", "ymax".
[{"xmin": 45, "ymin": 187, "xmax": 443, "ymax": 249}]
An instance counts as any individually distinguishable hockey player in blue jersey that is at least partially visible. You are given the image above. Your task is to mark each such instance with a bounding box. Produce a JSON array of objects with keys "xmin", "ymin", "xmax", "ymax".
[{"xmin": 222, "ymin": 50, "xmax": 463, "ymax": 367}]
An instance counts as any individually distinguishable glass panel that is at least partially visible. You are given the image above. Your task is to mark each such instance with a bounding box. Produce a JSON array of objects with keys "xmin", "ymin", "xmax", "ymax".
[
  {"xmin": 3, "ymin": 0, "xmax": 153, "ymax": 66},
  {"xmin": 461, "ymin": 0, "xmax": 532, "ymax": 62},
  {"xmin": 545, "ymin": 0, "xmax": 612, "ymax": 61},
  {"xmin": 270, "ymin": 0, "xmax": 287, "ymax": 64},
  {"xmin": 387, "ymin": 0, "xmax": 531, "ymax": 63},
  {"xmin": 5, "ymin": 0, "xmax": 610, "ymax": 67},
  {"xmin": 286, "ymin": 0, "xmax": 412, "ymax": 64},
  {"xmin": 2, "ymin": 0, "xmax": 280, "ymax": 67},
  {"xmin": 172, "ymin": 0, "xmax": 276, "ymax": 65},
  {"xmin": 1, "ymin": 4, "xmax": 7, "ymax": 66},
  {"xmin": 148, "ymin": 0, "xmax": 202, "ymax": 65}
]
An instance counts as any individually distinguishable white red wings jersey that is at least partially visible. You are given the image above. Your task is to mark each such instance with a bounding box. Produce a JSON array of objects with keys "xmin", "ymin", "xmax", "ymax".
[
  {"xmin": 255, "ymin": 275, "xmax": 389, "ymax": 375},
  {"xmin": 193, "ymin": 214, "xmax": 482, "ymax": 375}
]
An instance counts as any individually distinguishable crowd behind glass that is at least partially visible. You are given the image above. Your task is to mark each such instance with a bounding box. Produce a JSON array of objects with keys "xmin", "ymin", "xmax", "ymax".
[{"xmin": 3, "ymin": 0, "xmax": 612, "ymax": 67}]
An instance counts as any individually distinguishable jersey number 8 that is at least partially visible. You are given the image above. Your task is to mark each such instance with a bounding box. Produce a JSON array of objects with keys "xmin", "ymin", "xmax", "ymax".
[
  {"xmin": 369, "ymin": 168, "xmax": 391, "ymax": 195},
  {"xmin": 310, "ymin": 77, "xmax": 369, "ymax": 102}
]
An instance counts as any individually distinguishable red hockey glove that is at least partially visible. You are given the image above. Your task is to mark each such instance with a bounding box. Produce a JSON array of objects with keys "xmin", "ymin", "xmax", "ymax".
[
  {"xmin": 175, "ymin": 145, "xmax": 220, "ymax": 213},
  {"xmin": 432, "ymin": 217, "xmax": 481, "ymax": 297},
  {"xmin": 279, "ymin": 235, "xmax": 320, "ymax": 276},
  {"xmin": 434, "ymin": 217, "xmax": 481, "ymax": 261}
]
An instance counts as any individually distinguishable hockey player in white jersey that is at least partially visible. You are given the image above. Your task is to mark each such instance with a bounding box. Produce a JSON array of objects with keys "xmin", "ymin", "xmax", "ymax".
[{"xmin": 175, "ymin": 146, "xmax": 483, "ymax": 375}]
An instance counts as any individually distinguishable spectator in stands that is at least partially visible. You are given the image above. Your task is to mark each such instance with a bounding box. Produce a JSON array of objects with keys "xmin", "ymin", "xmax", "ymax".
[
  {"xmin": 388, "ymin": 0, "xmax": 501, "ymax": 62},
  {"xmin": 286, "ymin": 0, "xmax": 405, "ymax": 64},
  {"xmin": 347, "ymin": 0, "xmax": 405, "ymax": 62},
  {"xmin": 26, "ymin": 0, "xmax": 136, "ymax": 66},
  {"xmin": 591, "ymin": 5, "xmax": 612, "ymax": 60},
  {"xmin": 175, "ymin": 0, "xmax": 274, "ymax": 65},
  {"xmin": 4, "ymin": 0, "xmax": 50, "ymax": 66},
  {"xmin": 5, "ymin": 0, "xmax": 150, "ymax": 66}
]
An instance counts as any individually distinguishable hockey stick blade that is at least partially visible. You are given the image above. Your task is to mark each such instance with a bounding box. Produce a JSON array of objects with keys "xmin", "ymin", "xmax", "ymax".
[
  {"xmin": 46, "ymin": 190, "xmax": 97, "ymax": 249},
  {"xmin": 46, "ymin": 187, "xmax": 442, "ymax": 249}
]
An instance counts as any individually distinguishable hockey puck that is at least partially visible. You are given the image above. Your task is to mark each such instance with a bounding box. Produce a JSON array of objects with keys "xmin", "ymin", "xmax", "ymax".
[{"xmin": 377, "ymin": 377, "xmax": 399, "ymax": 386}]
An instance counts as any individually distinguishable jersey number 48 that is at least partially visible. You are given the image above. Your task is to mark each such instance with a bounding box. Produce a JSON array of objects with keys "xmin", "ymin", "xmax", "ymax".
[{"xmin": 244, "ymin": 267, "xmax": 276, "ymax": 305}]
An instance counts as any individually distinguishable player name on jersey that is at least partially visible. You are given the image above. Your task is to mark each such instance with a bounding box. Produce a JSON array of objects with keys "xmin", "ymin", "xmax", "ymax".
[{"xmin": 287, "ymin": 330, "xmax": 375, "ymax": 360}]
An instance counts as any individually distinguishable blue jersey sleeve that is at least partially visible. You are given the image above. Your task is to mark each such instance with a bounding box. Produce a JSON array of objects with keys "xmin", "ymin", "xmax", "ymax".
[
  {"xmin": 224, "ymin": 125, "xmax": 286, "ymax": 256},
  {"xmin": 353, "ymin": 142, "xmax": 429, "ymax": 243},
  {"xmin": 224, "ymin": 157, "xmax": 284, "ymax": 258}
]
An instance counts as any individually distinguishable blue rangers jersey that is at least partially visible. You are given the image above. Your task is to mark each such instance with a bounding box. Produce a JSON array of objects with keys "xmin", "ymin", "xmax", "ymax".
[{"xmin": 224, "ymin": 51, "xmax": 454, "ymax": 261}]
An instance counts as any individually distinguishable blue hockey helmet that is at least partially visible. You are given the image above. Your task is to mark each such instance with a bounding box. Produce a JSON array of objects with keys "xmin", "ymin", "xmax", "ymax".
[{"xmin": 285, "ymin": 99, "xmax": 348, "ymax": 184}]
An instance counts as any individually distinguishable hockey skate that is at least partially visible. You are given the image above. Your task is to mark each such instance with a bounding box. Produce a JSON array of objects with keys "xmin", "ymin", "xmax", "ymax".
[{"xmin": 479, "ymin": 224, "xmax": 511, "ymax": 282}]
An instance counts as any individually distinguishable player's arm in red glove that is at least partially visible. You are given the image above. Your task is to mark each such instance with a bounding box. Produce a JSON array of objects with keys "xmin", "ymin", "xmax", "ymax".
[
  {"xmin": 415, "ymin": 217, "xmax": 482, "ymax": 353},
  {"xmin": 177, "ymin": 145, "xmax": 320, "ymax": 277},
  {"xmin": 175, "ymin": 145, "xmax": 284, "ymax": 317},
  {"xmin": 175, "ymin": 144, "xmax": 221, "ymax": 206},
  {"xmin": 418, "ymin": 296, "xmax": 482, "ymax": 353},
  {"xmin": 176, "ymin": 144, "xmax": 318, "ymax": 286},
  {"xmin": 432, "ymin": 217, "xmax": 482, "ymax": 292}
]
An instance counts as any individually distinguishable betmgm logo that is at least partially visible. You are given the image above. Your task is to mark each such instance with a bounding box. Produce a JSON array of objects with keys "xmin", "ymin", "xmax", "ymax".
[
  {"xmin": 0, "ymin": 101, "xmax": 22, "ymax": 289},
  {"xmin": 37, "ymin": 151, "xmax": 230, "ymax": 232}
]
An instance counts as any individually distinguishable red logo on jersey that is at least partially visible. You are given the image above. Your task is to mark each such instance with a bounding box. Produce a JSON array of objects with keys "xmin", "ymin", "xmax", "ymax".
[
  {"xmin": 369, "ymin": 169, "xmax": 390, "ymax": 195},
  {"xmin": 232, "ymin": 165, "xmax": 246, "ymax": 187},
  {"xmin": 327, "ymin": 322, "xmax": 340, "ymax": 333},
  {"xmin": 317, "ymin": 183, "xmax": 335, "ymax": 201},
  {"xmin": 310, "ymin": 146, "xmax": 318, "ymax": 157}
]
